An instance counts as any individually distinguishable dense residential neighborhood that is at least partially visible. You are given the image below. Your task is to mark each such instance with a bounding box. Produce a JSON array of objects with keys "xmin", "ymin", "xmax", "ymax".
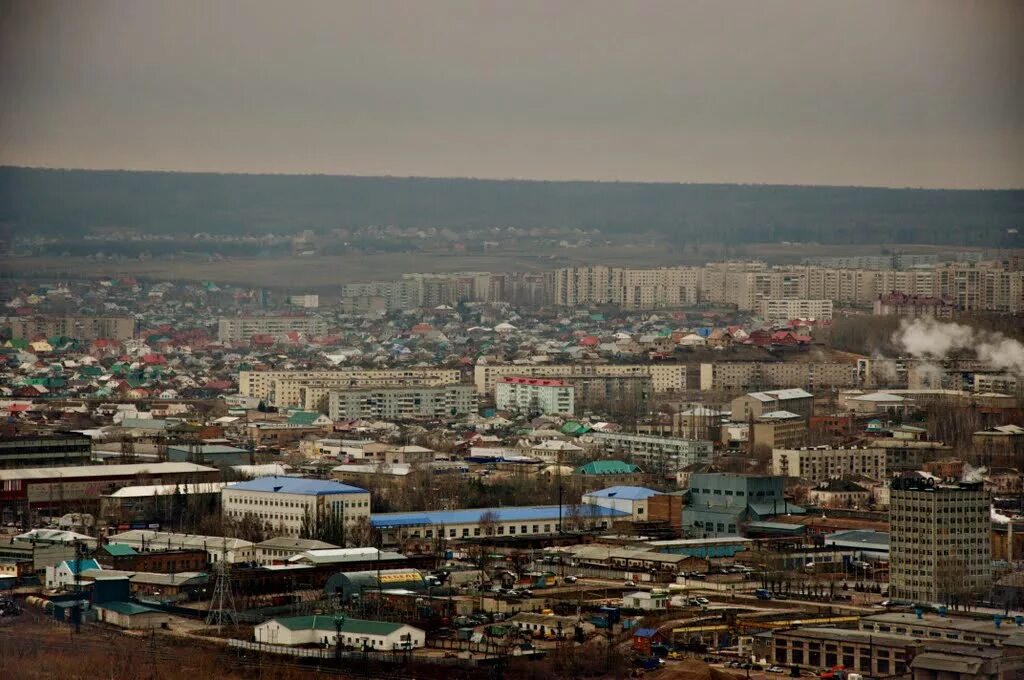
[{"xmin": 1, "ymin": 251, "xmax": 1023, "ymax": 680}]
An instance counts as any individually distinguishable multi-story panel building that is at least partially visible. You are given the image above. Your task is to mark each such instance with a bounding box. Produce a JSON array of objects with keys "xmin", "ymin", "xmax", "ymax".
[
  {"xmin": 873, "ymin": 292, "xmax": 955, "ymax": 318},
  {"xmin": 288, "ymin": 294, "xmax": 319, "ymax": 308},
  {"xmin": 872, "ymin": 439, "xmax": 954, "ymax": 473},
  {"xmin": 585, "ymin": 432, "xmax": 713, "ymax": 473},
  {"xmin": 699, "ymin": 363, "xmax": 858, "ymax": 392},
  {"xmin": 757, "ymin": 299, "xmax": 833, "ymax": 322},
  {"xmin": 9, "ymin": 316, "xmax": 134, "ymax": 341},
  {"xmin": 327, "ymin": 385, "xmax": 476, "ymax": 421},
  {"xmin": 346, "ymin": 261, "xmax": 1024, "ymax": 313},
  {"xmin": 473, "ymin": 363, "xmax": 684, "ymax": 394},
  {"xmin": 495, "ymin": 377, "xmax": 574, "ymax": 415},
  {"xmin": 731, "ymin": 389, "xmax": 814, "ymax": 421},
  {"xmin": 569, "ymin": 375, "xmax": 653, "ymax": 413},
  {"xmin": 222, "ymin": 476, "xmax": 370, "ymax": 539},
  {"xmin": 217, "ymin": 316, "xmax": 327, "ymax": 342},
  {"xmin": 0, "ymin": 433, "xmax": 92, "ymax": 469},
  {"xmin": 888, "ymin": 477, "xmax": 992, "ymax": 604},
  {"xmin": 771, "ymin": 446, "xmax": 886, "ymax": 483},
  {"xmin": 239, "ymin": 368, "xmax": 461, "ymax": 403},
  {"xmin": 553, "ymin": 265, "xmax": 616, "ymax": 306},
  {"xmin": 339, "ymin": 279, "xmax": 422, "ymax": 312},
  {"xmin": 554, "ymin": 265, "xmax": 703, "ymax": 308}
]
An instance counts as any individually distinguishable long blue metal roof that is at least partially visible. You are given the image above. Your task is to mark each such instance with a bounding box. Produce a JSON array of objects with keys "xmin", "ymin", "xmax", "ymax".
[
  {"xmin": 228, "ymin": 476, "xmax": 366, "ymax": 496},
  {"xmin": 371, "ymin": 504, "xmax": 628, "ymax": 528}
]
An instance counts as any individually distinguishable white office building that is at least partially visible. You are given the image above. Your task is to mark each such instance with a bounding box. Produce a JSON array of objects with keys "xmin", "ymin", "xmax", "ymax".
[{"xmin": 221, "ymin": 476, "xmax": 370, "ymax": 538}]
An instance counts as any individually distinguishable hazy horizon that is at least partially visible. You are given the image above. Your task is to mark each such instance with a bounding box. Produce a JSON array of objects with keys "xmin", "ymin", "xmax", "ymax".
[
  {"xmin": 5, "ymin": 163, "xmax": 1024, "ymax": 193},
  {"xmin": 2, "ymin": 1, "xmax": 1023, "ymax": 190}
]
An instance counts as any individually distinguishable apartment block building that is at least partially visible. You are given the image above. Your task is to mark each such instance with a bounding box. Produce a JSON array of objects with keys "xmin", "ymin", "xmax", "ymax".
[
  {"xmin": 221, "ymin": 476, "xmax": 370, "ymax": 539},
  {"xmin": 873, "ymin": 439, "xmax": 955, "ymax": 473},
  {"xmin": 757, "ymin": 298, "xmax": 833, "ymax": 321},
  {"xmin": 217, "ymin": 316, "xmax": 327, "ymax": 342},
  {"xmin": 553, "ymin": 262, "xmax": 1024, "ymax": 313},
  {"xmin": 569, "ymin": 375, "xmax": 653, "ymax": 413},
  {"xmin": 339, "ymin": 279, "xmax": 422, "ymax": 312},
  {"xmin": 873, "ymin": 292, "xmax": 955, "ymax": 319},
  {"xmin": 731, "ymin": 389, "xmax": 814, "ymax": 421},
  {"xmin": 239, "ymin": 368, "xmax": 461, "ymax": 403},
  {"xmin": 473, "ymin": 363, "xmax": 685, "ymax": 394},
  {"xmin": 771, "ymin": 446, "xmax": 886, "ymax": 483},
  {"xmin": 495, "ymin": 377, "xmax": 575, "ymax": 415},
  {"xmin": 288, "ymin": 294, "xmax": 319, "ymax": 308},
  {"xmin": 339, "ymin": 271, "xmax": 526, "ymax": 312},
  {"xmin": 585, "ymin": 432, "xmax": 713, "ymax": 473},
  {"xmin": 9, "ymin": 315, "xmax": 134, "ymax": 341},
  {"xmin": 751, "ymin": 412, "xmax": 808, "ymax": 449},
  {"xmin": 699, "ymin": 362, "xmax": 858, "ymax": 392},
  {"xmin": 553, "ymin": 266, "xmax": 703, "ymax": 308},
  {"xmin": 327, "ymin": 385, "xmax": 476, "ymax": 421},
  {"xmin": 889, "ymin": 477, "xmax": 992, "ymax": 603}
]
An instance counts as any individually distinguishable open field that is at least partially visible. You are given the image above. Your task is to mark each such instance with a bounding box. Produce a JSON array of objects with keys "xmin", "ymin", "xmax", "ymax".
[{"xmin": 0, "ymin": 243, "xmax": 1004, "ymax": 289}]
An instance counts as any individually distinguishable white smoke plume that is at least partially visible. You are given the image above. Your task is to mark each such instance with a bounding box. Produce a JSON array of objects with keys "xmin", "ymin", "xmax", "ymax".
[
  {"xmin": 960, "ymin": 462, "xmax": 986, "ymax": 484},
  {"xmin": 893, "ymin": 318, "xmax": 1024, "ymax": 375}
]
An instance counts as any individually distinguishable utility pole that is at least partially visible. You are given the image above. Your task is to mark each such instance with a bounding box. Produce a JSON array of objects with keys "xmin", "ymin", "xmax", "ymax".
[{"xmin": 72, "ymin": 540, "xmax": 84, "ymax": 634}]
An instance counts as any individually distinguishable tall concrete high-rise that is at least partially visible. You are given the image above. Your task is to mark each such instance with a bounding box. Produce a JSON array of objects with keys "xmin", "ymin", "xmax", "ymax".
[{"xmin": 889, "ymin": 476, "xmax": 992, "ymax": 605}]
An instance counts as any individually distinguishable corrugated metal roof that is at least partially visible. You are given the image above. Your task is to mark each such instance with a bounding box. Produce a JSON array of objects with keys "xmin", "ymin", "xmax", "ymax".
[
  {"xmin": 227, "ymin": 476, "xmax": 366, "ymax": 496},
  {"xmin": 97, "ymin": 601, "xmax": 162, "ymax": 616},
  {"xmin": 0, "ymin": 462, "xmax": 217, "ymax": 481},
  {"xmin": 263, "ymin": 615, "xmax": 410, "ymax": 635},
  {"xmin": 584, "ymin": 486, "xmax": 660, "ymax": 501},
  {"xmin": 371, "ymin": 504, "xmax": 627, "ymax": 528}
]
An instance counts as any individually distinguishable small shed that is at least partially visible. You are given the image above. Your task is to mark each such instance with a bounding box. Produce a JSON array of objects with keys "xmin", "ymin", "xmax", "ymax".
[
  {"xmin": 95, "ymin": 601, "xmax": 170, "ymax": 630},
  {"xmin": 632, "ymin": 627, "xmax": 665, "ymax": 655},
  {"xmin": 624, "ymin": 590, "xmax": 670, "ymax": 612}
]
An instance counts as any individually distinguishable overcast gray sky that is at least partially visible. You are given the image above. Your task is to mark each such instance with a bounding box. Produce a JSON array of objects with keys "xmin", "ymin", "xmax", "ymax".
[{"xmin": 1, "ymin": 1, "xmax": 1022, "ymax": 188}]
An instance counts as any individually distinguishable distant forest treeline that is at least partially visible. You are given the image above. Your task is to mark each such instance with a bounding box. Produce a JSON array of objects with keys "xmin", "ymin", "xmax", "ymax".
[{"xmin": 1, "ymin": 166, "xmax": 1022, "ymax": 246}]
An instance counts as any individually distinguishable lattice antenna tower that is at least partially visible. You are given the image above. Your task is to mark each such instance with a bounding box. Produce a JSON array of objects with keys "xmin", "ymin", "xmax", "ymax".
[{"xmin": 205, "ymin": 538, "xmax": 237, "ymax": 631}]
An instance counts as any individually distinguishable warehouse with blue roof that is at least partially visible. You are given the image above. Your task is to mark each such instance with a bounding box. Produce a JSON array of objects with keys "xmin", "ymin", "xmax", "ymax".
[
  {"xmin": 371, "ymin": 504, "xmax": 628, "ymax": 546},
  {"xmin": 222, "ymin": 476, "xmax": 370, "ymax": 539}
]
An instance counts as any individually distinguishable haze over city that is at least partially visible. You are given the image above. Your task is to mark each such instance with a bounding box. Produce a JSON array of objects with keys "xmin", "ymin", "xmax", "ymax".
[{"xmin": 2, "ymin": 0, "xmax": 1024, "ymax": 188}]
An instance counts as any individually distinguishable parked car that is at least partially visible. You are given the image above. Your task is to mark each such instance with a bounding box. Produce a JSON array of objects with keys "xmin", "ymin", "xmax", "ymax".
[
  {"xmin": 564, "ymin": 575, "xmax": 577, "ymax": 584},
  {"xmin": 695, "ymin": 597, "xmax": 710, "ymax": 605},
  {"xmin": 624, "ymin": 580, "xmax": 637, "ymax": 587}
]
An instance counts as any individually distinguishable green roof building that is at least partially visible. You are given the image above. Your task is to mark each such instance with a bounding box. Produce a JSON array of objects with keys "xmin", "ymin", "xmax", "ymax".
[
  {"xmin": 574, "ymin": 460, "xmax": 642, "ymax": 476},
  {"xmin": 255, "ymin": 615, "xmax": 426, "ymax": 650}
]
